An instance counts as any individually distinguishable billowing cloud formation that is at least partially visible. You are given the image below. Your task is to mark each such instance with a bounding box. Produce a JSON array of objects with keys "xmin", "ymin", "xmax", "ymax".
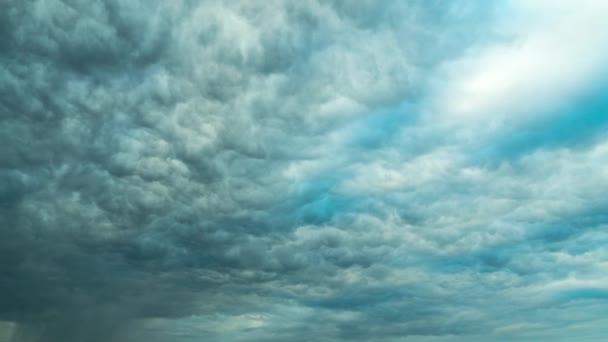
[{"xmin": 1, "ymin": 0, "xmax": 608, "ymax": 341}]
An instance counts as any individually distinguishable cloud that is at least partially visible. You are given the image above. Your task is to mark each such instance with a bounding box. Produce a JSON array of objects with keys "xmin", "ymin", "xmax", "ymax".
[{"xmin": 1, "ymin": 0, "xmax": 607, "ymax": 341}]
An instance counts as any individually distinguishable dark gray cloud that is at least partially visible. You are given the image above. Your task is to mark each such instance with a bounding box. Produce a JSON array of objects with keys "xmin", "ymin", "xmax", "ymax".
[{"xmin": 2, "ymin": 0, "xmax": 608, "ymax": 341}]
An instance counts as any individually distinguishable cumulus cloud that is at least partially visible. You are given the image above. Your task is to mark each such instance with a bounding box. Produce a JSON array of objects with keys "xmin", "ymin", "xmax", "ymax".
[{"xmin": 1, "ymin": 0, "xmax": 607, "ymax": 341}]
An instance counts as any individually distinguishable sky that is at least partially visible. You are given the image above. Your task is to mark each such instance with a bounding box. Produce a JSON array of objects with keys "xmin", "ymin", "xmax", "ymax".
[{"xmin": 1, "ymin": 0, "xmax": 608, "ymax": 341}]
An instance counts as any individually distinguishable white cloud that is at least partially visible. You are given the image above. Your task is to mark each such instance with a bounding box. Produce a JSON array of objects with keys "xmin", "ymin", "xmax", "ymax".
[{"xmin": 434, "ymin": 0, "xmax": 608, "ymax": 126}]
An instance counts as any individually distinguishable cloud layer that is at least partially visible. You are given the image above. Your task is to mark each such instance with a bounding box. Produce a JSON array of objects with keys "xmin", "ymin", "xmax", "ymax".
[{"xmin": 1, "ymin": 0, "xmax": 607, "ymax": 341}]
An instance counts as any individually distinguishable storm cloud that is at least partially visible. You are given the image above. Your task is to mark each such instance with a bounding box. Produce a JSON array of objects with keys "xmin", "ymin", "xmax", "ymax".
[{"xmin": 1, "ymin": 0, "xmax": 608, "ymax": 341}]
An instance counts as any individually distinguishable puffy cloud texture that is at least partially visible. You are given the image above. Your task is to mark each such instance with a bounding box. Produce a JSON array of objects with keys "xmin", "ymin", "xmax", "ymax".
[{"xmin": 1, "ymin": 0, "xmax": 608, "ymax": 341}]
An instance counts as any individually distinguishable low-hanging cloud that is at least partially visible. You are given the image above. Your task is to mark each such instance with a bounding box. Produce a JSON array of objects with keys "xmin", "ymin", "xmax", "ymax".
[{"xmin": 1, "ymin": 0, "xmax": 608, "ymax": 341}]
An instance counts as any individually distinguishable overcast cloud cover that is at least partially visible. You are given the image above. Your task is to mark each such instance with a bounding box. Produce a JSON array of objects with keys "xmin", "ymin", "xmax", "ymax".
[{"xmin": 1, "ymin": 0, "xmax": 608, "ymax": 341}]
